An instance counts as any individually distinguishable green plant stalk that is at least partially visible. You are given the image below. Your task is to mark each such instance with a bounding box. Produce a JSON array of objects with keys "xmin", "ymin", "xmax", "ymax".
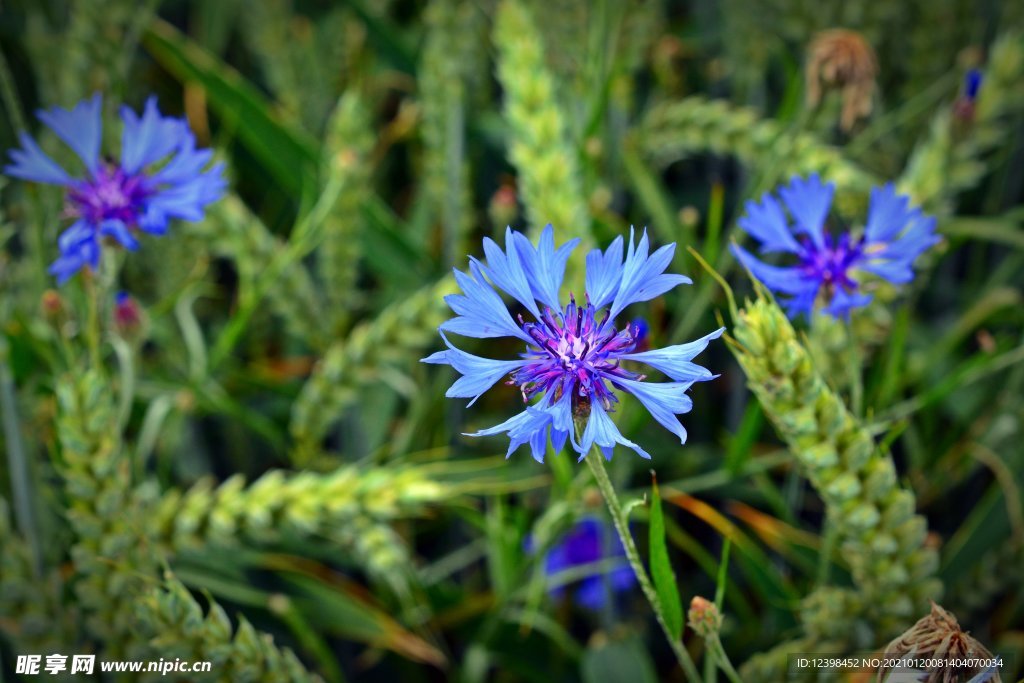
[
  {"xmin": 83, "ymin": 272, "xmax": 103, "ymax": 372},
  {"xmin": 583, "ymin": 451, "xmax": 702, "ymax": 683},
  {"xmin": 705, "ymin": 634, "xmax": 743, "ymax": 683},
  {"xmin": 0, "ymin": 340, "xmax": 42, "ymax": 577}
]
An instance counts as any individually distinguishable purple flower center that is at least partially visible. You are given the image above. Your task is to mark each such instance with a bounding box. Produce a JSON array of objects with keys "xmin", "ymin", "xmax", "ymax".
[
  {"xmin": 798, "ymin": 232, "xmax": 864, "ymax": 296},
  {"xmin": 511, "ymin": 296, "xmax": 643, "ymax": 412},
  {"xmin": 66, "ymin": 164, "xmax": 151, "ymax": 226}
]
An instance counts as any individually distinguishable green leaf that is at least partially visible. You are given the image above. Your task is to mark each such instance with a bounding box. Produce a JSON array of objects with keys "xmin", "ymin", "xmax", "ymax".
[
  {"xmin": 649, "ymin": 473, "xmax": 684, "ymax": 640},
  {"xmin": 580, "ymin": 633, "xmax": 658, "ymax": 683},
  {"xmin": 142, "ymin": 19, "xmax": 318, "ymax": 196}
]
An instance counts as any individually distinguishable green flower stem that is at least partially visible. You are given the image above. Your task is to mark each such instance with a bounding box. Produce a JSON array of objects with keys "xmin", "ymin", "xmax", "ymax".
[
  {"xmin": 83, "ymin": 272, "xmax": 103, "ymax": 371},
  {"xmin": 583, "ymin": 450, "xmax": 702, "ymax": 683},
  {"xmin": 706, "ymin": 634, "xmax": 743, "ymax": 683}
]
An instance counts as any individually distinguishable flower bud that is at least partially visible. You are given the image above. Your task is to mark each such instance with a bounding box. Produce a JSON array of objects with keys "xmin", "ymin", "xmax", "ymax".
[
  {"xmin": 687, "ymin": 596, "xmax": 722, "ymax": 637},
  {"xmin": 113, "ymin": 292, "xmax": 142, "ymax": 336},
  {"xmin": 41, "ymin": 289, "xmax": 64, "ymax": 319}
]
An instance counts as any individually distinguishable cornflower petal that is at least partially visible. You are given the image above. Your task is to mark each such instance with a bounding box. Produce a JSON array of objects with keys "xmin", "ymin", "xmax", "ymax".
[
  {"xmin": 862, "ymin": 206, "xmax": 938, "ymax": 284},
  {"xmin": 621, "ymin": 327, "xmax": 725, "ymax": 381},
  {"xmin": 98, "ymin": 219, "xmax": 139, "ymax": 251},
  {"xmin": 782, "ymin": 289, "xmax": 820, "ymax": 320},
  {"xmin": 738, "ymin": 193, "xmax": 802, "ymax": 253},
  {"xmin": 731, "ymin": 244, "xmax": 819, "ymax": 296},
  {"xmin": 422, "ymin": 332, "xmax": 526, "ymax": 406},
  {"xmin": 152, "ymin": 135, "xmax": 215, "ymax": 185},
  {"xmin": 467, "ymin": 408, "xmax": 549, "ymax": 461},
  {"xmin": 872, "ymin": 217, "xmax": 939, "ymax": 268},
  {"xmin": 120, "ymin": 97, "xmax": 189, "ymax": 174},
  {"xmin": 36, "ymin": 93, "xmax": 103, "ymax": 174},
  {"xmin": 476, "ymin": 226, "xmax": 541, "ymax": 317},
  {"xmin": 778, "ymin": 174, "xmax": 833, "ymax": 248},
  {"xmin": 147, "ymin": 167, "xmax": 226, "ymax": 222},
  {"xmin": 514, "ymin": 224, "xmax": 579, "ymax": 310},
  {"xmin": 440, "ymin": 263, "xmax": 535, "ymax": 343},
  {"xmin": 822, "ymin": 288, "xmax": 873, "ymax": 319},
  {"xmin": 584, "ymin": 235, "xmax": 624, "ymax": 308},
  {"xmin": 138, "ymin": 205, "xmax": 169, "ymax": 235},
  {"xmin": 57, "ymin": 220, "xmax": 93, "ymax": 252},
  {"xmin": 858, "ymin": 260, "xmax": 912, "ymax": 284},
  {"xmin": 466, "ymin": 392, "xmax": 572, "ymax": 462},
  {"xmin": 4, "ymin": 131, "xmax": 73, "ymax": 185},
  {"xmin": 609, "ymin": 227, "xmax": 692, "ymax": 319},
  {"xmin": 864, "ymin": 183, "xmax": 917, "ymax": 243},
  {"xmin": 578, "ymin": 399, "xmax": 651, "ymax": 461},
  {"xmin": 612, "ymin": 377, "xmax": 695, "ymax": 444}
]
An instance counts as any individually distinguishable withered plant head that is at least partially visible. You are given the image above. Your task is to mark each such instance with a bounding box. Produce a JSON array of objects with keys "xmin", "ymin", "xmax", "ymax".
[
  {"xmin": 805, "ymin": 29, "xmax": 878, "ymax": 132},
  {"xmin": 878, "ymin": 602, "xmax": 1000, "ymax": 683}
]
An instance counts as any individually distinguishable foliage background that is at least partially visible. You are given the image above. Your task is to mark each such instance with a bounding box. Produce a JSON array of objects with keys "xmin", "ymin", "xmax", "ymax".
[{"xmin": 0, "ymin": 0, "xmax": 1022, "ymax": 681}]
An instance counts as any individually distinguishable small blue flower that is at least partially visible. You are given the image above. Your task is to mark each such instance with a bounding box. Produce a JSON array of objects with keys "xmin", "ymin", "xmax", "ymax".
[
  {"xmin": 954, "ymin": 69, "xmax": 984, "ymax": 122},
  {"xmin": 731, "ymin": 175, "xmax": 938, "ymax": 320},
  {"xmin": 538, "ymin": 517, "xmax": 635, "ymax": 610},
  {"xmin": 964, "ymin": 69, "xmax": 983, "ymax": 101},
  {"xmin": 423, "ymin": 225, "xmax": 722, "ymax": 462},
  {"xmin": 4, "ymin": 93, "xmax": 225, "ymax": 283}
]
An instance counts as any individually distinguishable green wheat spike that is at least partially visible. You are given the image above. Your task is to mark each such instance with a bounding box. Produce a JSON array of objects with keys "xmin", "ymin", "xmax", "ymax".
[
  {"xmin": 54, "ymin": 370, "xmax": 322, "ymax": 680},
  {"xmin": 0, "ymin": 500, "xmax": 80, "ymax": 664},
  {"xmin": 133, "ymin": 574, "xmax": 321, "ymax": 683},
  {"xmin": 317, "ymin": 90, "xmax": 374, "ymax": 335},
  {"xmin": 730, "ymin": 296, "xmax": 941, "ymax": 675},
  {"xmin": 289, "ymin": 276, "xmax": 456, "ymax": 462},
  {"xmin": 493, "ymin": 0, "xmax": 592, "ymax": 249},
  {"xmin": 420, "ymin": 0, "xmax": 485, "ymax": 266},
  {"xmin": 55, "ymin": 369, "xmax": 164, "ymax": 656},
  {"xmin": 638, "ymin": 96, "xmax": 878, "ymax": 195},
  {"xmin": 150, "ymin": 464, "xmax": 450, "ymax": 593}
]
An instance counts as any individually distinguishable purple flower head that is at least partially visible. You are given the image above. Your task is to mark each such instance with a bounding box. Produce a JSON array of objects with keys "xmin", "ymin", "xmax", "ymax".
[
  {"xmin": 731, "ymin": 175, "xmax": 938, "ymax": 320},
  {"xmin": 538, "ymin": 517, "xmax": 635, "ymax": 610},
  {"xmin": 4, "ymin": 93, "xmax": 225, "ymax": 283},
  {"xmin": 423, "ymin": 225, "xmax": 722, "ymax": 462}
]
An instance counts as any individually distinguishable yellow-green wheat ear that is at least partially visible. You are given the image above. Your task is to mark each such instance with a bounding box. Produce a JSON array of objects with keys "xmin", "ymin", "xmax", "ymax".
[
  {"xmin": 730, "ymin": 296, "xmax": 941, "ymax": 677},
  {"xmin": 493, "ymin": 0, "xmax": 591, "ymax": 249}
]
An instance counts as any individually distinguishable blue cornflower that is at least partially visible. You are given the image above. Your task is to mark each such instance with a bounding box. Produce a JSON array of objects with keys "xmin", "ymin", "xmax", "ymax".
[
  {"xmin": 4, "ymin": 93, "xmax": 225, "ymax": 283},
  {"xmin": 731, "ymin": 175, "xmax": 938, "ymax": 320},
  {"xmin": 539, "ymin": 517, "xmax": 635, "ymax": 610},
  {"xmin": 423, "ymin": 225, "xmax": 722, "ymax": 461}
]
